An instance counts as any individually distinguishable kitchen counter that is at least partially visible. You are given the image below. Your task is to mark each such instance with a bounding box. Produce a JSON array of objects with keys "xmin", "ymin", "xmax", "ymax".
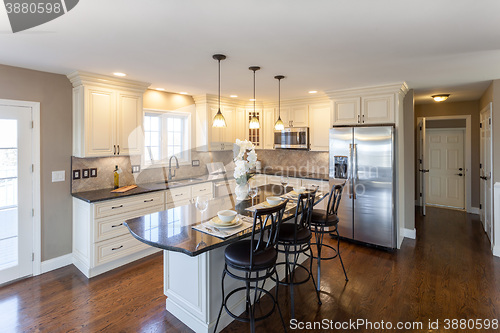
[{"xmin": 71, "ymin": 173, "xmax": 231, "ymax": 203}]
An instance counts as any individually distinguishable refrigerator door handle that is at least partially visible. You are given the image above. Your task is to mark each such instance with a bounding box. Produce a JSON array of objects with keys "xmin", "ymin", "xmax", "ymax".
[
  {"xmin": 348, "ymin": 143, "xmax": 353, "ymax": 199},
  {"xmin": 353, "ymin": 143, "xmax": 357, "ymax": 199}
]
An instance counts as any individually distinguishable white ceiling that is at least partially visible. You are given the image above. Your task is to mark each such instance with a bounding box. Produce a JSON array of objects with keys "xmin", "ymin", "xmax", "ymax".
[{"xmin": 1, "ymin": 0, "xmax": 500, "ymax": 104}]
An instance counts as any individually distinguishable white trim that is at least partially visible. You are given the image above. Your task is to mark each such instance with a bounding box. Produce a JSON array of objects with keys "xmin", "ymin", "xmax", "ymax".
[
  {"xmin": 416, "ymin": 115, "xmax": 472, "ymax": 213},
  {"xmin": 0, "ymin": 99, "xmax": 42, "ymax": 276},
  {"xmin": 493, "ymin": 183, "xmax": 500, "ymax": 257},
  {"xmin": 402, "ymin": 228, "xmax": 416, "ymax": 239},
  {"xmin": 469, "ymin": 207, "xmax": 480, "ymax": 215},
  {"xmin": 41, "ymin": 253, "xmax": 73, "ymax": 274}
]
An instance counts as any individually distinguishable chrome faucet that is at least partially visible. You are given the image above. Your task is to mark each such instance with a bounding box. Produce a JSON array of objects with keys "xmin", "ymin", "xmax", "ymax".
[{"xmin": 168, "ymin": 155, "xmax": 180, "ymax": 180}]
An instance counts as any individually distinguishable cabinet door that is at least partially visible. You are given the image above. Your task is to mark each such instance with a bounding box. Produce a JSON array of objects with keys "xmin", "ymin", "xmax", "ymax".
[
  {"xmin": 85, "ymin": 87, "xmax": 116, "ymax": 156},
  {"xmin": 309, "ymin": 104, "xmax": 331, "ymax": 151},
  {"xmin": 361, "ymin": 94, "xmax": 394, "ymax": 124},
  {"xmin": 332, "ymin": 97, "xmax": 360, "ymax": 125},
  {"xmin": 235, "ymin": 108, "xmax": 246, "ymax": 141},
  {"xmin": 279, "ymin": 107, "xmax": 290, "ymax": 128},
  {"xmin": 262, "ymin": 108, "xmax": 275, "ymax": 149},
  {"xmin": 246, "ymin": 109, "xmax": 262, "ymax": 148},
  {"xmin": 220, "ymin": 107, "xmax": 235, "ymax": 144},
  {"xmin": 117, "ymin": 91, "xmax": 143, "ymax": 155},
  {"xmin": 209, "ymin": 106, "xmax": 222, "ymax": 143},
  {"xmin": 290, "ymin": 105, "xmax": 308, "ymax": 127}
]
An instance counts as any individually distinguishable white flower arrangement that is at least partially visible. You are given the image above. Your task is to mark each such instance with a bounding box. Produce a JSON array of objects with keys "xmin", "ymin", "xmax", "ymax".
[{"xmin": 234, "ymin": 139, "xmax": 257, "ymax": 185}]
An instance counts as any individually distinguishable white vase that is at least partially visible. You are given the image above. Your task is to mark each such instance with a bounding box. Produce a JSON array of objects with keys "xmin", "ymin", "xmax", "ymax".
[{"xmin": 235, "ymin": 182, "xmax": 249, "ymax": 200}]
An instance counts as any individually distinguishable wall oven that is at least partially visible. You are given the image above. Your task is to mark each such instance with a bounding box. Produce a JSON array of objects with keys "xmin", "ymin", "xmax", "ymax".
[{"xmin": 274, "ymin": 127, "xmax": 310, "ymax": 150}]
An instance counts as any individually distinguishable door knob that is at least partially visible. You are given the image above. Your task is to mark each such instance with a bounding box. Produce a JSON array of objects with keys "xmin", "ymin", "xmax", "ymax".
[
  {"xmin": 456, "ymin": 173, "xmax": 463, "ymax": 177},
  {"xmin": 459, "ymin": 168, "xmax": 463, "ymax": 171}
]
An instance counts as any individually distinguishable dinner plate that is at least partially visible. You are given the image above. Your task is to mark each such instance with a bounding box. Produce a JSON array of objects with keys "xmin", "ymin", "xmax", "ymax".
[{"xmin": 210, "ymin": 216, "xmax": 242, "ymax": 228}]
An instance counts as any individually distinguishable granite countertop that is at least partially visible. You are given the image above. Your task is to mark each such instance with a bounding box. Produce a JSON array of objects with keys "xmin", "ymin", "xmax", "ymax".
[
  {"xmin": 124, "ymin": 184, "xmax": 328, "ymax": 257},
  {"xmin": 257, "ymin": 168, "xmax": 329, "ymax": 181},
  {"xmin": 71, "ymin": 173, "xmax": 232, "ymax": 203}
]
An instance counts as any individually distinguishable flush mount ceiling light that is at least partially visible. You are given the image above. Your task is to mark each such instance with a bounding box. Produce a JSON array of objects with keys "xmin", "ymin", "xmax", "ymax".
[
  {"xmin": 230, "ymin": 95, "xmax": 238, "ymax": 98},
  {"xmin": 179, "ymin": 92, "xmax": 188, "ymax": 95},
  {"xmin": 274, "ymin": 75, "xmax": 285, "ymax": 131},
  {"xmin": 249, "ymin": 66, "xmax": 261, "ymax": 129},
  {"xmin": 308, "ymin": 90, "xmax": 318, "ymax": 94},
  {"xmin": 113, "ymin": 72, "xmax": 127, "ymax": 77},
  {"xmin": 432, "ymin": 94, "xmax": 450, "ymax": 102},
  {"xmin": 212, "ymin": 54, "xmax": 227, "ymax": 128},
  {"xmin": 155, "ymin": 88, "xmax": 165, "ymax": 91}
]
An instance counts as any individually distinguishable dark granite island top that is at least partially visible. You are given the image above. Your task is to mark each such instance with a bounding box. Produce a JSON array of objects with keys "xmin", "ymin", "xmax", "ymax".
[{"xmin": 124, "ymin": 184, "xmax": 327, "ymax": 256}]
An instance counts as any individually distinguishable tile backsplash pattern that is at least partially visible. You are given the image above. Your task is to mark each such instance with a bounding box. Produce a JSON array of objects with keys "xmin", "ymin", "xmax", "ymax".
[
  {"xmin": 71, "ymin": 148, "xmax": 328, "ymax": 193},
  {"xmin": 71, "ymin": 150, "xmax": 234, "ymax": 193}
]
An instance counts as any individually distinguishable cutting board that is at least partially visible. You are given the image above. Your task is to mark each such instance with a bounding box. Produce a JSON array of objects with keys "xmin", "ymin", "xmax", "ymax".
[{"xmin": 111, "ymin": 185, "xmax": 138, "ymax": 193}]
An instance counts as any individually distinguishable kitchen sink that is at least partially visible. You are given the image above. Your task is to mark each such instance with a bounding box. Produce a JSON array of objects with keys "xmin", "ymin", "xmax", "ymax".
[{"xmin": 159, "ymin": 178, "xmax": 205, "ymax": 186}]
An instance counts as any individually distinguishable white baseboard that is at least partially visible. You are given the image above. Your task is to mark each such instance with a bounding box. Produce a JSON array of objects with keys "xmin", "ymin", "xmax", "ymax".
[
  {"xmin": 468, "ymin": 207, "xmax": 480, "ymax": 215},
  {"xmin": 493, "ymin": 244, "xmax": 500, "ymax": 258},
  {"xmin": 402, "ymin": 228, "xmax": 416, "ymax": 239},
  {"xmin": 41, "ymin": 253, "xmax": 73, "ymax": 274}
]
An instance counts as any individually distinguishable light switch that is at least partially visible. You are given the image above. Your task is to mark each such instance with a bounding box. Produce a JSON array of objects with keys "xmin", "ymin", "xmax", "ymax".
[{"xmin": 52, "ymin": 170, "xmax": 65, "ymax": 182}]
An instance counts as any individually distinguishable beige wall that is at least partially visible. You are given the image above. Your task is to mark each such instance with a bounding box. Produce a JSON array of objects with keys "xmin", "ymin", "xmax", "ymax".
[
  {"xmin": 0, "ymin": 64, "xmax": 72, "ymax": 261},
  {"xmin": 143, "ymin": 89, "xmax": 195, "ymax": 110},
  {"xmin": 414, "ymin": 100, "xmax": 480, "ymax": 208}
]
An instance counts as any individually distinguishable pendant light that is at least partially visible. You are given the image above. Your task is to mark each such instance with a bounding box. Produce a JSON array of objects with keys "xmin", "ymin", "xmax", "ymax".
[
  {"xmin": 212, "ymin": 54, "xmax": 227, "ymax": 127},
  {"xmin": 274, "ymin": 75, "xmax": 285, "ymax": 131},
  {"xmin": 249, "ymin": 66, "xmax": 261, "ymax": 129}
]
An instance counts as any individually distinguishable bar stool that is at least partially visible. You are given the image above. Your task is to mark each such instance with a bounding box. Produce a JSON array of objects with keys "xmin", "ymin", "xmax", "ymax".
[
  {"xmin": 274, "ymin": 190, "xmax": 321, "ymax": 319},
  {"xmin": 310, "ymin": 184, "xmax": 348, "ymax": 292},
  {"xmin": 214, "ymin": 199, "xmax": 289, "ymax": 333}
]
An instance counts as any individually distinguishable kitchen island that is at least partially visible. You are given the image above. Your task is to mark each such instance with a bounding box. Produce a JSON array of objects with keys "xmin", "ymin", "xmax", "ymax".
[{"xmin": 125, "ymin": 184, "xmax": 327, "ymax": 333}]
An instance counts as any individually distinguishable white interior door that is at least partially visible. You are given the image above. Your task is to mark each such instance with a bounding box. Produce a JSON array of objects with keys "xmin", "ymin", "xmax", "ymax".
[
  {"xmin": 426, "ymin": 128, "xmax": 465, "ymax": 209},
  {"xmin": 0, "ymin": 104, "xmax": 33, "ymax": 285},
  {"xmin": 480, "ymin": 105, "xmax": 493, "ymax": 241},
  {"xmin": 418, "ymin": 119, "xmax": 428, "ymax": 215}
]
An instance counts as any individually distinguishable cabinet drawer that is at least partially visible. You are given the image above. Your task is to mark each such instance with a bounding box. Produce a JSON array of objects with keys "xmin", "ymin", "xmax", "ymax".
[
  {"xmin": 94, "ymin": 191, "xmax": 164, "ymax": 219},
  {"xmin": 94, "ymin": 204, "xmax": 164, "ymax": 242},
  {"xmin": 191, "ymin": 182, "xmax": 213, "ymax": 197},
  {"xmin": 166, "ymin": 186, "xmax": 192, "ymax": 204},
  {"xmin": 94, "ymin": 233, "xmax": 149, "ymax": 266}
]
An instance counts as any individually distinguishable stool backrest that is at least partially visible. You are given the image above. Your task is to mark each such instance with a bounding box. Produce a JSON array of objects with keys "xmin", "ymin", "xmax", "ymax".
[
  {"xmin": 326, "ymin": 184, "xmax": 344, "ymax": 216},
  {"xmin": 294, "ymin": 189, "xmax": 318, "ymax": 234},
  {"xmin": 251, "ymin": 199, "xmax": 288, "ymax": 269}
]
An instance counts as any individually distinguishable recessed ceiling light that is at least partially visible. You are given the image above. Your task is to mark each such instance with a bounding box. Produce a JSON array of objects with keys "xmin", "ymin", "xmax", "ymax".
[
  {"xmin": 230, "ymin": 95, "xmax": 238, "ymax": 98},
  {"xmin": 113, "ymin": 72, "xmax": 127, "ymax": 77},
  {"xmin": 432, "ymin": 94, "xmax": 450, "ymax": 102},
  {"xmin": 249, "ymin": 98, "xmax": 256, "ymax": 101},
  {"xmin": 309, "ymin": 90, "xmax": 318, "ymax": 94},
  {"xmin": 155, "ymin": 88, "xmax": 165, "ymax": 91},
  {"xmin": 179, "ymin": 92, "xmax": 188, "ymax": 95}
]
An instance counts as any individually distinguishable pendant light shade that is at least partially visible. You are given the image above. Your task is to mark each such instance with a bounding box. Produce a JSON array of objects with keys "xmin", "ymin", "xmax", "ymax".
[
  {"xmin": 274, "ymin": 75, "xmax": 285, "ymax": 131},
  {"xmin": 212, "ymin": 54, "xmax": 227, "ymax": 127},
  {"xmin": 249, "ymin": 66, "xmax": 260, "ymax": 129}
]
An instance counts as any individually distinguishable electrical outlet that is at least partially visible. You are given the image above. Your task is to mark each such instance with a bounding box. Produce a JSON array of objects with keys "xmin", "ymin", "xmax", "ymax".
[
  {"xmin": 51, "ymin": 170, "xmax": 65, "ymax": 182},
  {"xmin": 192, "ymin": 160, "xmax": 200, "ymax": 167},
  {"xmin": 131, "ymin": 165, "xmax": 141, "ymax": 173},
  {"xmin": 82, "ymin": 169, "xmax": 90, "ymax": 178},
  {"xmin": 90, "ymin": 168, "xmax": 97, "ymax": 177},
  {"xmin": 72, "ymin": 169, "xmax": 81, "ymax": 180}
]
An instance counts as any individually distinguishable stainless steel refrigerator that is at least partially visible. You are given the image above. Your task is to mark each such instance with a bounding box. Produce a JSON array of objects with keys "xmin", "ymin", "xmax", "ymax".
[{"xmin": 329, "ymin": 125, "xmax": 396, "ymax": 248}]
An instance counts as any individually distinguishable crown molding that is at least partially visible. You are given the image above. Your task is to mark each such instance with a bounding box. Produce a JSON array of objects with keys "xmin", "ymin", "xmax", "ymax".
[
  {"xmin": 325, "ymin": 82, "xmax": 409, "ymax": 99},
  {"xmin": 67, "ymin": 71, "xmax": 151, "ymax": 92}
]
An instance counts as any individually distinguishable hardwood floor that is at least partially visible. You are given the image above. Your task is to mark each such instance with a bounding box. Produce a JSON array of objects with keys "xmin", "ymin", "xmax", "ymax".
[{"xmin": 1, "ymin": 206, "xmax": 500, "ymax": 332}]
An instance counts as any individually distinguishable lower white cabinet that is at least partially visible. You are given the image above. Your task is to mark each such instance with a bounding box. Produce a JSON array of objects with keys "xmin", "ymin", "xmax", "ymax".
[
  {"xmin": 166, "ymin": 182, "xmax": 213, "ymax": 207},
  {"xmin": 72, "ymin": 191, "xmax": 165, "ymax": 278}
]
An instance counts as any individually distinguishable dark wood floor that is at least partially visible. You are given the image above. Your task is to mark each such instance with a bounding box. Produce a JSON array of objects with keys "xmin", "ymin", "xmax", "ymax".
[{"xmin": 1, "ymin": 206, "xmax": 500, "ymax": 332}]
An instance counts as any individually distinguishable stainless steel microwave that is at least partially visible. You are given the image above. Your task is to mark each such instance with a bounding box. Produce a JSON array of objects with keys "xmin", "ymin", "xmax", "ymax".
[{"xmin": 274, "ymin": 127, "xmax": 310, "ymax": 150}]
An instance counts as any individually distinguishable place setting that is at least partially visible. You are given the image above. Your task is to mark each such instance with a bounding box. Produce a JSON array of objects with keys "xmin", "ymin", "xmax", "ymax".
[
  {"xmin": 192, "ymin": 209, "xmax": 253, "ymax": 239},
  {"xmin": 281, "ymin": 185, "xmax": 323, "ymax": 201},
  {"xmin": 246, "ymin": 195, "xmax": 297, "ymax": 213}
]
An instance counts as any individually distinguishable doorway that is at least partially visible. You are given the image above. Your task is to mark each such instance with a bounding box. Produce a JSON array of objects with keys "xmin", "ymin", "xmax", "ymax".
[
  {"xmin": 417, "ymin": 115, "xmax": 472, "ymax": 215},
  {"xmin": 479, "ymin": 103, "xmax": 493, "ymax": 243},
  {"xmin": 0, "ymin": 100, "xmax": 40, "ymax": 285}
]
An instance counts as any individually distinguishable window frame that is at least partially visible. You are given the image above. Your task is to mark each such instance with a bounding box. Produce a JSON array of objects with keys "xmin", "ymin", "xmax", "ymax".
[{"xmin": 143, "ymin": 108, "xmax": 192, "ymax": 167}]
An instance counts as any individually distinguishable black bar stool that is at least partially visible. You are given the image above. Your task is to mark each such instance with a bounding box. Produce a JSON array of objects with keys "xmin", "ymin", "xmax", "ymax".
[
  {"xmin": 274, "ymin": 190, "xmax": 321, "ymax": 319},
  {"xmin": 214, "ymin": 199, "xmax": 289, "ymax": 333},
  {"xmin": 310, "ymin": 184, "xmax": 348, "ymax": 292}
]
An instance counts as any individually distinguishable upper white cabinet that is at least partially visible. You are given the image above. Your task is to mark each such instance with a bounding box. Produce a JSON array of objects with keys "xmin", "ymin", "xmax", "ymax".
[
  {"xmin": 68, "ymin": 71, "xmax": 150, "ymax": 158},
  {"xmin": 329, "ymin": 84, "xmax": 405, "ymax": 125},
  {"xmin": 309, "ymin": 104, "xmax": 331, "ymax": 151},
  {"xmin": 279, "ymin": 105, "xmax": 309, "ymax": 128},
  {"xmin": 262, "ymin": 108, "xmax": 276, "ymax": 150}
]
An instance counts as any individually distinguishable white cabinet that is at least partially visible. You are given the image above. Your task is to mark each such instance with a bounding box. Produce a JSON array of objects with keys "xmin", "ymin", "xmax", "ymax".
[
  {"xmin": 72, "ymin": 191, "xmax": 164, "ymax": 278},
  {"xmin": 68, "ymin": 71, "xmax": 150, "ymax": 157},
  {"xmin": 262, "ymin": 108, "xmax": 276, "ymax": 149},
  {"xmin": 331, "ymin": 94, "xmax": 395, "ymax": 125},
  {"xmin": 309, "ymin": 104, "xmax": 331, "ymax": 151},
  {"xmin": 279, "ymin": 105, "xmax": 309, "ymax": 128},
  {"xmin": 166, "ymin": 182, "xmax": 213, "ymax": 207},
  {"xmin": 267, "ymin": 175, "xmax": 301, "ymax": 187},
  {"xmin": 301, "ymin": 178, "xmax": 330, "ymax": 192}
]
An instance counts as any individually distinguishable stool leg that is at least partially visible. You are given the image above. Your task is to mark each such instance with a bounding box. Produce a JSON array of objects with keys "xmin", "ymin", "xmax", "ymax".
[
  {"xmin": 274, "ymin": 268, "xmax": 287, "ymax": 332},
  {"xmin": 214, "ymin": 266, "xmax": 227, "ymax": 333},
  {"xmin": 316, "ymin": 227, "xmax": 325, "ymax": 291},
  {"xmin": 309, "ymin": 244, "xmax": 322, "ymax": 305},
  {"xmin": 336, "ymin": 227, "xmax": 348, "ymax": 281},
  {"xmin": 286, "ymin": 245, "xmax": 296, "ymax": 319},
  {"xmin": 246, "ymin": 273, "xmax": 255, "ymax": 333}
]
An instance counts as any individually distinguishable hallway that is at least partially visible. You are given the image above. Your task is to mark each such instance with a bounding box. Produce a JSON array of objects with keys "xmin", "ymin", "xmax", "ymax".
[{"xmin": 0, "ymin": 207, "xmax": 499, "ymax": 332}]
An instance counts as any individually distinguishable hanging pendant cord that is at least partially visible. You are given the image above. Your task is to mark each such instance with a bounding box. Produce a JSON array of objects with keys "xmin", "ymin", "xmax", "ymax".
[
  {"xmin": 253, "ymin": 69, "xmax": 256, "ymax": 117},
  {"xmin": 218, "ymin": 59, "xmax": 221, "ymax": 111},
  {"xmin": 278, "ymin": 78, "xmax": 281, "ymax": 118}
]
